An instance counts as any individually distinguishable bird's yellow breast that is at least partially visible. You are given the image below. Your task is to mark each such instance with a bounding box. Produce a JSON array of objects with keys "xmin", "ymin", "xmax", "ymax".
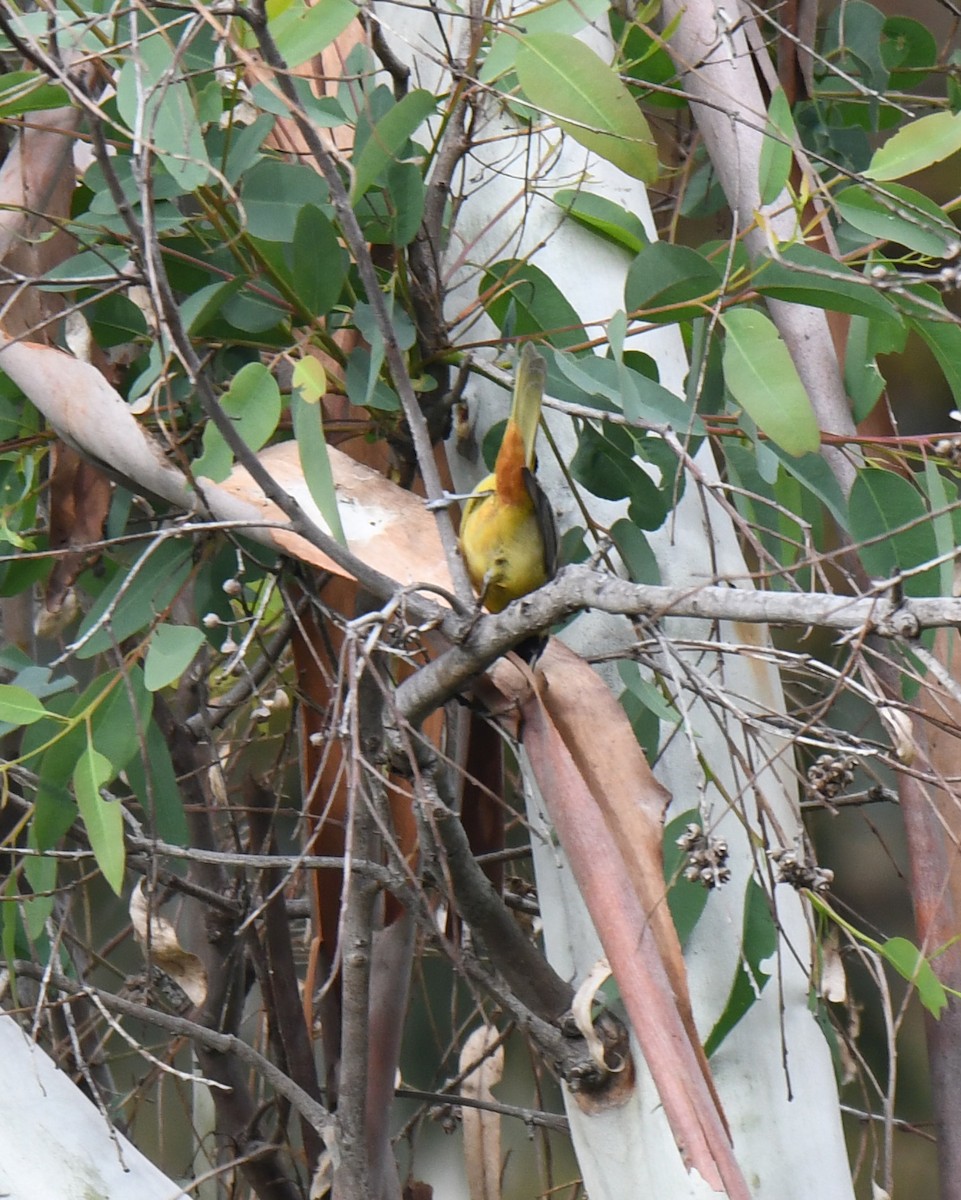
[{"xmin": 459, "ymin": 472, "xmax": 550, "ymax": 613}]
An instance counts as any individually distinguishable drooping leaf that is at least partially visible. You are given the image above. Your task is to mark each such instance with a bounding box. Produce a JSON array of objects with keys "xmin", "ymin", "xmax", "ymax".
[
  {"xmin": 896, "ymin": 285, "xmax": 961, "ymax": 410},
  {"xmin": 74, "ymin": 741, "xmax": 125, "ymax": 895},
  {"xmin": 515, "ymin": 34, "xmax": 658, "ymax": 183},
  {"xmin": 292, "ymin": 359, "xmax": 346, "ymax": 545},
  {"xmin": 704, "ymin": 878, "xmax": 777, "ymax": 1056},
  {"xmin": 720, "ymin": 308, "xmax": 820, "ymax": 456},
  {"xmin": 610, "ymin": 518, "xmax": 660, "ymax": 585},
  {"xmin": 291, "ymin": 205, "xmax": 347, "ymax": 319},
  {"xmin": 767, "ymin": 444, "xmax": 849, "ymax": 531},
  {"xmin": 358, "ymin": 160, "xmax": 426, "ymax": 247},
  {"xmin": 848, "ymin": 468, "xmax": 940, "ymax": 596},
  {"xmin": 845, "ymin": 314, "xmax": 887, "ymax": 423},
  {"xmin": 758, "ymin": 87, "xmax": 796, "ymax": 206}
]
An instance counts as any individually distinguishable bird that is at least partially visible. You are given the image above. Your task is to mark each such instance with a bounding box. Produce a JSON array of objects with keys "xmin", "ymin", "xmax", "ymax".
[{"xmin": 458, "ymin": 343, "xmax": 558, "ymax": 616}]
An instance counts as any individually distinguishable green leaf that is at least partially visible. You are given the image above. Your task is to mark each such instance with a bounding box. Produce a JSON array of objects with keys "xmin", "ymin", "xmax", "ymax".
[
  {"xmin": 610, "ymin": 519, "xmax": 659, "ymax": 585},
  {"xmin": 550, "ymin": 350, "xmax": 703, "ymax": 435},
  {"xmin": 881, "ymin": 936, "xmax": 948, "ymax": 1017},
  {"xmin": 269, "ymin": 0, "xmax": 359, "ymax": 68},
  {"xmin": 571, "ymin": 424, "xmax": 668, "ymax": 528},
  {"xmin": 181, "ymin": 279, "xmax": 247, "ymax": 335},
  {"xmin": 618, "ymin": 661, "xmax": 680, "ymax": 724},
  {"xmin": 923, "ymin": 460, "xmax": 958, "ymax": 602},
  {"xmin": 75, "ymin": 540, "xmax": 194, "ymax": 659},
  {"xmin": 41, "ymin": 244, "xmax": 131, "ymax": 287},
  {"xmin": 753, "ymin": 244, "xmax": 902, "ymax": 327},
  {"xmin": 115, "ymin": 26, "xmax": 211, "ymax": 191},
  {"xmin": 865, "ymin": 110, "xmax": 961, "ymax": 181},
  {"xmin": 553, "ymin": 189, "xmax": 649, "ymax": 254},
  {"xmin": 848, "ymin": 468, "xmax": 939, "ymax": 596},
  {"xmin": 515, "ymin": 34, "xmax": 658, "ymax": 183},
  {"xmin": 74, "ymin": 742, "xmax": 125, "ymax": 895},
  {"xmin": 359, "ymin": 160, "xmax": 425, "ymax": 247},
  {"xmin": 481, "ymin": 260, "xmax": 586, "ymax": 349},
  {"xmin": 86, "ymin": 294, "xmax": 149, "ymax": 347},
  {"xmin": 845, "ymin": 314, "xmax": 887, "ymax": 422},
  {"xmin": 351, "ymin": 89, "xmax": 435, "ymax": 203},
  {"xmin": 144, "ymin": 625, "xmax": 206, "ymax": 691},
  {"xmin": 704, "ymin": 878, "xmax": 777, "ymax": 1056},
  {"xmin": 123, "ymin": 718, "xmax": 189, "ymax": 845},
  {"xmin": 249, "ymin": 79, "xmax": 345, "ymax": 128},
  {"xmin": 758, "ymin": 87, "xmax": 795, "ymax": 206},
  {"xmin": 194, "ymin": 362, "xmax": 282, "ymax": 483},
  {"xmin": 618, "ymin": 18, "xmax": 687, "ymax": 110},
  {"xmin": 291, "ymin": 205, "xmax": 347, "ymax": 318},
  {"xmin": 901, "ymin": 286, "xmax": 961, "ymax": 410},
  {"xmin": 0, "ymin": 71, "xmax": 69, "ymax": 118},
  {"xmin": 836, "ymin": 183, "xmax": 958, "ymax": 257},
  {"xmin": 625, "ymin": 242, "xmax": 723, "ymax": 323},
  {"xmin": 479, "ymin": 0, "xmax": 610, "ymax": 83},
  {"xmin": 768, "ymin": 444, "xmax": 849, "ymax": 531},
  {"xmin": 880, "ymin": 17, "xmax": 937, "ymax": 90},
  {"xmin": 720, "ymin": 309, "xmax": 820, "ymax": 456},
  {"xmin": 0, "ymin": 684, "xmax": 49, "ymax": 726},
  {"xmin": 240, "ymin": 159, "xmax": 330, "ymax": 241},
  {"xmin": 291, "ymin": 362, "xmax": 346, "ymax": 545}
]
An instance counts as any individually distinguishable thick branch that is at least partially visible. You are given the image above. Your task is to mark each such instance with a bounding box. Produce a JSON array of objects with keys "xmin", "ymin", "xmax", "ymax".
[{"xmin": 398, "ymin": 564, "xmax": 959, "ymax": 725}]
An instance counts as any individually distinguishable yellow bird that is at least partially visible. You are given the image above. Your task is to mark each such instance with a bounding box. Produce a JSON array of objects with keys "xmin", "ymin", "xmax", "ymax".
[{"xmin": 458, "ymin": 343, "xmax": 558, "ymax": 613}]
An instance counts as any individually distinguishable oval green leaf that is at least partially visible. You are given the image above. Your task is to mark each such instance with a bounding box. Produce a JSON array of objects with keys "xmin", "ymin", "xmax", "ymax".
[
  {"xmin": 0, "ymin": 683, "xmax": 49, "ymax": 726},
  {"xmin": 194, "ymin": 362, "xmax": 282, "ymax": 483},
  {"xmin": 269, "ymin": 0, "xmax": 359, "ymax": 69},
  {"xmin": 144, "ymin": 624, "xmax": 206, "ymax": 691},
  {"xmin": 626, "ymin": 242, "xmax": 723, "ymax": 323},
  {"xmin": 515, "ymin": 34, "xmax": 658, "ymax": 183},
  {"xmin": 481, "ymin": 260, "xmax": 586, "ymax": 349},
  {"xmin": 881, "ymin": 936, "xmax": 948, "ymax": 1017},
  {"xmin": 720, "ymin": 308, "xmax": 820, "ymax": 456}
]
